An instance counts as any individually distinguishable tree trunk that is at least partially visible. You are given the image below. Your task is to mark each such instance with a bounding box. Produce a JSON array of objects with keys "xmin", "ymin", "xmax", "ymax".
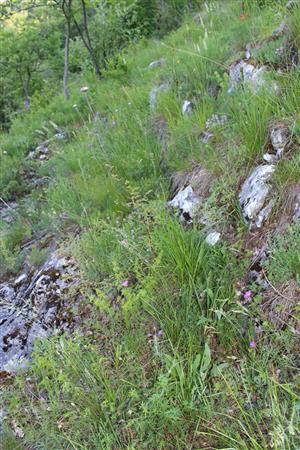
[
  {"xmin": 23, "ymin": 78, "xmax": 30, "ymax": 111},
  {"xmin": 63, "ymin": 16, "xmax": 71, "ymax": 99},
  {"xmin": 80, "ymin": 0, "xmax": 101, "ymax": 77},
  {"xmin": 71, "ymin": 0, "xmax": 101, "ymax": 78},
  {"xmin": 62, "ymin": 0, "xmax": 72, "ymax": 99}
]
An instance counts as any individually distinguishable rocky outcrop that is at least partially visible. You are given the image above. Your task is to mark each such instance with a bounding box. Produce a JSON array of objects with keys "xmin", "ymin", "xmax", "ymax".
[
  {"xmin": 168, "ymin": 165, "xmax": 212, "ymax": 224},
  {"xmin": 168, "ymin": 185, "xmax": 200, "ymax": 223},
  {"xmin": 239, "ymin": 118, "xmax": 295, "ymax": 228},
  {"xmin": 0, "ymin": 249, "xmax": 80, "ymax": 373},
  {"xmin": 239, "ymin": 165, "xmax": 275, "ymax": 228},
  {"xmin": 228, "ymin": 60, "xmax": 268, "ymax": 93},
  {"xmin": 168, "ymin": 166, "xmax": 221, "ymax": 244}
]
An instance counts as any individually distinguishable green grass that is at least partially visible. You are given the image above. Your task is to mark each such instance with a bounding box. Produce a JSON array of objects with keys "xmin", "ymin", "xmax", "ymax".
[
  {"xmin": 263, "ymin": 225, "xmax": 300, "ymax": 285},
  {"xmin": 1, "ymin": 1, "xmax": 300, "ymax": 449}
]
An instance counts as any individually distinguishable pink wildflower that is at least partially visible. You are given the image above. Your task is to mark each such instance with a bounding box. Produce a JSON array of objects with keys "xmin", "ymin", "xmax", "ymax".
[
  {"xmin": 121, "ymin": 279, "xmax": 129, "ymax": 287},
  {"xmin": 243, "ymin": 290, "xmax": 253, "ymax": 300},
  {"xmin": 249, "ymin": 340, "xmax": 256, "ymax": 348}
]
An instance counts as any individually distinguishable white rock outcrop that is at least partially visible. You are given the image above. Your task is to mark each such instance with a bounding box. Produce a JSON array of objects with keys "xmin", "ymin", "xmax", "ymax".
[
  {"xmin": 182, "ymin": 100, "xmax": 194, "ymax": 115},
  {"xmin": 239, "ymin": 165, "xmax": 276, "ymax": 227},
  {"xmin": 168, "ymin": 185, "xmax": 200, "ymax": 222},
  {"xmin": 228, "ymin": 60, "xmax": 268, "ymax": 93}
]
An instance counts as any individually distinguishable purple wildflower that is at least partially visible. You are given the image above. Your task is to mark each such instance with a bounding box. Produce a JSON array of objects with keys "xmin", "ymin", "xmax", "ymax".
[
  {"xmin": 121, "ymin": 279, "xmax": 129, "ymax": 287},
  {"xmin": 249, "ymin": 340, "xmax": 257, "ymax": 348},
  {"xmin": 243, "ymin": 290, "xmax": 253, "ymax": 300}
]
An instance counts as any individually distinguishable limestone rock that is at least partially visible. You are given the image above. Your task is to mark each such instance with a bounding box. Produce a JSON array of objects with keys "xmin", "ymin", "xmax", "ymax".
[
  {"xmin": 168, "ymin": 186, "xmax": 200, "ymax": 223},
  {"xmin": 205, "ymin": 231, "xmax": 221, "ymax": 246},
  {"xmin": 0, "ymin": 249, "xmax": 80, "ymax": 372},
  {"xmin": 200, "ymin": 131, "xmax": 214, "ymax": 144},
  {"xmin": 293, "ymin": 192, "xmax": 300, "ymax": 222},
  {"xmin": 228, "ymin": 60, "xmax": 268, "ymax": 93},
  {"xmin": 269, "ymin": 121, "xmax": 290, "ymax": 159},
  {"xmin": 245, "ymin": 44, "xmax": 251, "ymax": 60},
  {"xmin": 169, "ymin": 166, "xmax": 212, "ymax": 224},
  {"xmin": 263, "ymin": 153, "xmax": 277, "ymax": 164},
  {"xmin": 239, "ymin": 165, "xmax": 275, "ymax": 227},
  {"xmin": 14, "ymin": 273, "xmax": 28, "ymax": 287},
  {"xmin": 0, "ymin": 284, "xmax": 15, "ymax": 303},
  {"xmin": 182, "ymin": 100, "xmax": 194, "ymax": 115},
  {"xmin": 255, "ymin": 200, "xmax": 274, "ymax": 228},
  {"xmin": 148, "ymin": 58, "xmax": 166, "ymax": 69},
  {"xmin": 55, "ymin": 132, "xmax": 66, "ymax": 140},
  {"xmin": 149, "ymin": 83, "xmax": 169, "ymax": 110}
]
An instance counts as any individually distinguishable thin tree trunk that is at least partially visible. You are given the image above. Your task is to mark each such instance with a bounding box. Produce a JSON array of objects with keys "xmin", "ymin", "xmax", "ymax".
[
  {"xmin": 63, "ymin": 15, "xmax": 71, "ymax": 99},
  {"xmin": 80, "ymin": 0, "xmax": 101, "ymax": 77},
  {"xmin": 23, "ymin": 77, "xmax": 30, "ymax": 111},
  {"xmin": 62, "ymin": 0, "xmax": 72, "ymax": 99},
  {"xmin": 71, "ymin": 0, "xmax": 101, "ymax": 78}
]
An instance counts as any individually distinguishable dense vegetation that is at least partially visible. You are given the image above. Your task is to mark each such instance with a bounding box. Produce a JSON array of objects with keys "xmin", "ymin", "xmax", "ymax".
[{"xmin": 0, "ymin": 0, "xmax": 299, "ymax": 449}]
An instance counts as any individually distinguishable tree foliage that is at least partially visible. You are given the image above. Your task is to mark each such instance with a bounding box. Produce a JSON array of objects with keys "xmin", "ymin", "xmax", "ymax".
[{"xmin": 0, "ymin": 0, "xmax": 201, "ymax": 127}]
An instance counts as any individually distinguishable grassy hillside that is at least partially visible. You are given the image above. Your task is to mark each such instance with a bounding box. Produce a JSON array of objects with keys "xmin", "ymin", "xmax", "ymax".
[{"xmin": 1, "ymin": 0, "xmax": 299, "ymax": 448}]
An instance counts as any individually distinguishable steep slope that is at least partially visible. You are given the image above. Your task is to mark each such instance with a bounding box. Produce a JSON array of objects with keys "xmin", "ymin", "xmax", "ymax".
[{"xmin": 0, "ymin": 1, "xmax": 299, "ymax": 448}]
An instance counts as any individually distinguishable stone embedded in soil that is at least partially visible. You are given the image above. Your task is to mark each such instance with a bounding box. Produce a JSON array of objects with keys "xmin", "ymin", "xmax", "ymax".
[
  {"xmin": 269, "ymin": 121, "xmax": 290, "ymax": 159},
  {"xmin": 200, "ymin": 131, "xmax": 214, "ymax": 144},
  {"xmin": 245, "ymin": 44, "xmax": 251, "ymax": 60},
  {"xmin": 293, "ymin": 192, "xmax": 300, "ymax": 222},
  {"xmin": 148, "ymin": 58, "xmax": 166, "ymax": 69},
  {"xmin": 168, "ymin": 185, "xmax": 200, "ymax": 223},
  {"xmin": 0, "ymin": 284, "xmax": 15, "ymax": 303},
  {"xmin": 239, "ymin": 164, "xmax": 276, "ymax": 228},
  {"xmin": 228, "ymin": 60, "xmax": 268, "ymax": 93},
  {"xmin": 149, "ymin": 83, "xmax": 169, "ymax": 110},
  {"xmin": 14, "ymin": 273, "xmax": 28, "ymax": 287},
  {"xmin": 199, "ymin": 114, "xmax": 228, "ymax": 144},
  {"xmin": 182, "ymin": 100, "xmax": 194, "ymax": 115},
  {"xmin": 168, "ymin": 166, "xmax": 212, "ymax": 224},
  {"xmin": 205, "ymin": 231, "xmax": 221, "ymax": 246}
]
